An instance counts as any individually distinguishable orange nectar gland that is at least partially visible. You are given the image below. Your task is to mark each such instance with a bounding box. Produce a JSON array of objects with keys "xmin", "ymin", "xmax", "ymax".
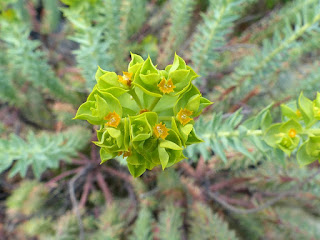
[
  {"xmin": 118, "ymin": 149, "xmax": 132, "ymax": 157},
  {"xmin": 118, "ymin": 72, "xmax": 133, "ymax": 87},
  {"xmin": 288, "ymin": 129, "xmax": 297, "ymax": 138},
  {"xmin": 177, "ymin": 108, "xmax": 193, "ymax": 126},
  {"xmin": 139, "ymin": 109, "xmax": 149, "ymax": 114},
  {"xmin": 157, "ymin": 78, "xmax": 176, "ymax": 94},
  {"xmin": 104, "ymin": 111, "xmax": 121, "ymax": 128},
  {"xmin": 153, "ymin": 122, "xmax": 169, "ymax": 139}
]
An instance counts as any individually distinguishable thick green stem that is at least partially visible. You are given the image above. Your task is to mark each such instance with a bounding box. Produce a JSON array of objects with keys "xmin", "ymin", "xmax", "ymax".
[
  {"xmin": 129, "ymin": 89, "xmax": 143, "ymax": 109},
  {"xmin": 149, "ymin": 97, "xmax": 161, "ymax": 111}
]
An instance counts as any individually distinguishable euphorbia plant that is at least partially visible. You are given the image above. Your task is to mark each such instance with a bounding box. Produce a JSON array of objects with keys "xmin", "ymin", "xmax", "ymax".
[
  {"xmin": 264, "ymin": 92, "xmax": 320, "ymax": 165},
  {"xmin": 74, "ymin": 52, "xmax": 320, "ymax": 177},
  {"xmin": 74, "ymin": 53, "xmax": 212, "ymax": 177}
]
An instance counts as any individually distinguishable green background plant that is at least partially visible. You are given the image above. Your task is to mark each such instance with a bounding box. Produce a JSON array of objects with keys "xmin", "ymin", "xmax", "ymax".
[{"xmin": 0, "ymin": 0, "xmax": 320, "ymax": 239}]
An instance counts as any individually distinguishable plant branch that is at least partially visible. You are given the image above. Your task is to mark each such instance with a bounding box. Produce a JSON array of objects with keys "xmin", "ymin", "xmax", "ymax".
[
  {"xmin": 102, "ymin": 166, "xmax": 133, "ymax": 183},
  {"xmin": 207, "ymin": 169, "xmax": 320, "ymax": 214},
  {"xmin": 202, "ymin": 129, "xmax": 263, "ymax": 139},
  {"xmin": 210, "ymin": 177, "xmax": 252, "ymax": 191},
  {"xmin": 208, "ymin": 191, "xmax": 294, "ymax": 214},
  {"xmin": 129, "ymin": 89, "xmax": 143, "ymax": 109},
  {"xmin": 69, "ymin": 165, "xmax": 92, "ymax": 240},
  {"xmin": 46, "ymin": 167, "xmax": 83, "ymax": 188},
  {"xmin": 79, "ymin": 172, "xmax": 93, "ymax": 208},
  {"xmin": 96, "ymin": 172, "xmax": 113, "ymax": 204},
  {"xmin": 149, "ymin": 97, "xmax": 161, "ymax": 111}
]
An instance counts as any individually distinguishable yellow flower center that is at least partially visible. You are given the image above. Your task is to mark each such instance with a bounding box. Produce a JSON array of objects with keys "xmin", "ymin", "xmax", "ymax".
[
  {"xmin": 118, "ymin": 72, "xmax": 133, "ymax": 87},
  {"xmin": 177, "ymin": 108, "xmax": 193, "ymax": 126},
  {"xmin": 153, "ymin": 122, "xmax": 169, "ymax": 139},
  {"xmin": 296, "ymin": 109, "xmax": 302, "ymax": 118},
  {"xmin": 104, "ymin": 111, "xmax": 121, "ymax": 128},
  {"xmin": 288, "ymin": 129, "xmax": 297, "ymax": 138},
  {"xmin": 157, "ymin": 78, "xmax": 176, "ymax": 94}
]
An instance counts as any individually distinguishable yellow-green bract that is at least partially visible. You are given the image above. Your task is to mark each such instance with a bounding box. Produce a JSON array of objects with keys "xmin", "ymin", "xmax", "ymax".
[{"xmin": 74, "ymin": 53, "xmax": 212, "ymax": 177}]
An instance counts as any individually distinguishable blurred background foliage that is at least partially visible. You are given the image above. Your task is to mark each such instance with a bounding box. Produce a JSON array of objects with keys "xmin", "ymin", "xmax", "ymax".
[{"xmin": 0, "ymin": 0, "xmax": 320, "ymax": 239}]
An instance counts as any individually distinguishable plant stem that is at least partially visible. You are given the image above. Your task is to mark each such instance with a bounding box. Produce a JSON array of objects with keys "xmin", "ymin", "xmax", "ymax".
[
  {"xmin": 203, "ymin": 129, "xmax": 263, "ymax": 139},
  {"xmin": 129, "ymin": 89, "xmax": 143, "ymax": 109},
  {"xmin": 149, "ymin": 97, "xmax": 161, "ymax": 111}
]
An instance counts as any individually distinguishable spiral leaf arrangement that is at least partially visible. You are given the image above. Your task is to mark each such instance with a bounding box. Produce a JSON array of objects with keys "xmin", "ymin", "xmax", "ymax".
[{"xmin": 74, "ymin": 53, "xmax": 212, "ymax": 177}]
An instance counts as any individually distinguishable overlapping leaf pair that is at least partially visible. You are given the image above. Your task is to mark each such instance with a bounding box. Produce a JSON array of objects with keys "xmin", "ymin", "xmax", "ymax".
[
  {"xmin": 74, "ymin": 53, "xmax": 212, "ymax": 177},
  {"xmin": 264, "ymin": 93, "xmax": 320, "ymax": 165}
]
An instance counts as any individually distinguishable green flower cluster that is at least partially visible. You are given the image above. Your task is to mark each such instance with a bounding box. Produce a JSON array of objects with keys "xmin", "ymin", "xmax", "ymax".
[
  {"xmin": 74, "ymin": 53, "xmax": 212, "ymax": 177},
  {"xmin": 264, "ymin": 92, "xmax": 320, "ymax": 165}
]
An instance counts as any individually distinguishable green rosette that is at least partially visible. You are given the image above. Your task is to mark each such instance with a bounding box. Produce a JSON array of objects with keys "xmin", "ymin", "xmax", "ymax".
[
  {"xmin": 171, "ymin": 84, "xmax": 211, "ymax": 146},
  {"xmin": 171, "ymin": 117, "xmax": 203, "ymax": 147},
  {"xmin": 313, "ymin": 92, "xmax": 320, "ymax": 120},
  {"xmin": 74, "ymin": 89, "xmax": 122, "ymax": 125},
  {"xmin": 298, "ymin": 92, "xmax": 320, "ymax": 127},
  {"xmin": 126, "ymin": 148, "xmax": 159, "ymax": 177},
  {"xmin": 163, "ymin": 54, "xmax": 199, "ymax": 96},
  {"xmin": 174, "ymin": 84, "xmax": 212, "ymax": 117},
  {"xmin": 297, "ymin": 136, "xmax": 320, "ymax": 166},
  {"xmin": 95, "ymin": 52, "xmax": 143, "ymax": 94},
  {"xmin": 151, "ymin": 129, "xmax": 184, "ymax": 170},
  {"xmin": 128, "ymin": 52, "xmax": 144, "ymax": 75},
  {"xmin": 280, "ymin": 103, "xmax": 302, "ymax": 121},
  {"xmin": 133, "ymin": 56, "xmax": 162, "ymax": 97},
  {"xmin": 129, "ymin": 112, "xmax": 158, "ymax": 155},
  {"xmin": 95, "ymin": 118, "xmax": 130, "ymax": 163},
  {"xmin": 264, "ymin": 119, "xmax": 302, "ymax": 156},
  {"xmin": 96, "ymin": 71, "xmax": 127, "ymax": 95}
]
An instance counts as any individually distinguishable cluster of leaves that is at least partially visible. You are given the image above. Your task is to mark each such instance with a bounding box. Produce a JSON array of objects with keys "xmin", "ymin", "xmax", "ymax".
[
  {"xmin": 0, "ymin": 127, "xmax": 90, "ymax": 178},
  {"xmin": 186, "ymin": 93, "xmax": 320, "ymax": 168},
  {"xmin": 5, "ymin": 172, "xmax": 239, "ymax": 240},
  {"xmin": 265, "ymin": 93, "xmax": 320, "ymax": 165},
  {"xmin": 0, "ymin": 4, "xmax": 76, "ymax": 106},
  {"xmin": 6, "ymin": 163, "xmax": 320, "ymax": 240},
  {"xmin": 74, "ymin": 53, "xmax": 212, "ymax": 177}
]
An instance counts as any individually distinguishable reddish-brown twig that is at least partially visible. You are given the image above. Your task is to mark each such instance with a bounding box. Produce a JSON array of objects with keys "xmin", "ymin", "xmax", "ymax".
[
  {"xmin": 79, "ymin": 172, "xmax": 93, "ymax": 209},
  {"xmin": 102, "ymin": 166, "xmax": 133, "ymax": 183},
  {"xmin": 71, "ymin": 159, "xmax": 89, "ymax": 165},
  {"xmin": 69, "ymin": 165, "xmax": 92, "ymax": 240},
  {"xmin": 96, "ymin": 172, "xmax": 113, "ymax": 204},
  {"xmin": 210, "ymin": 177, "xmax": 252, "ymax": 191},
  {"xmin": 229, "ymin": 86, "xmax": 261, "ymax": 112},
  {"xmin": 45, "ymin": 167, "xmax": 83, "ymax": 188}
]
